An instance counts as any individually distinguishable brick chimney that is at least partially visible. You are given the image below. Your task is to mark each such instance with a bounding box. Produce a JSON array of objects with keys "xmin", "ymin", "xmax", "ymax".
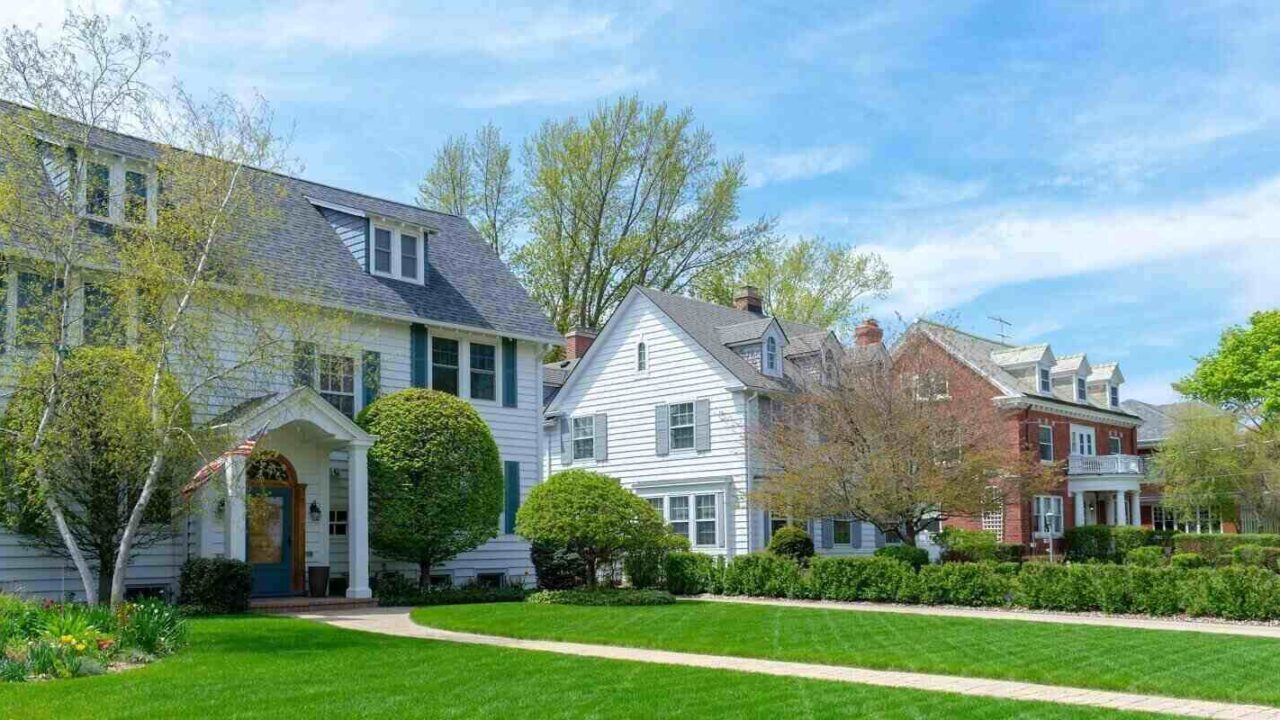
[
  {"xmin": 733, "ymin": 285, "xmax": 764, "ymax": 316},
  {"xmin": 854, "ymin": 318, "xmax": 884, "ymax": 346},
  {"xmin": 565, "ymin": 326, "xmax": 597, "ymax": 360}
]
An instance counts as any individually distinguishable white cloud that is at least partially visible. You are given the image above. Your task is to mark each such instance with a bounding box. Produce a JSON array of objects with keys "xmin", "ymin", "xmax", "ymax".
[
  {"xmin": 458, "ymin": 65, "xmax": 655, "ymax": 108},
  {"xmin": 890, "ymin": 174, "xmax": 987, "ymax": 208},
  {"xmin": 747, "ymin": 144, "xmax": 863, "ymax": 188}
]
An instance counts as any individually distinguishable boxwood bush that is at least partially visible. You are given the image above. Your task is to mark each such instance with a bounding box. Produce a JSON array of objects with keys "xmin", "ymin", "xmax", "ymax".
[
  {"xmin": 1125, "ymin": 546, "xmax": 1166, "ymax": 567},
  {"xmin": 527, "ymin": 589, "xmax": 676, "ymax": 606},
  {"xmin": 662, "ymin": 551, "xmax": 720, "ymax": 595},
  {"xmin": 720, "ymin": 553, "xmax": 808, "ymax": 598},
  {"xmin": 1171, "ymin": 552, "xmax": 1207, "ymax": 569},
  {"xmin": 1231, "ymin": 544, "xmax": 1280, "ymax": 572},
  {"xmin": 915, "ymin": 562, "xmax": 1013, "ymax": 606},
  {"xmin": 874, "ymin": 544, "xmax": 930, "ymax": 571},
  {"xmin": 808, "ymin": 556, "xmax": 915, "ymax": 602},
  {"xmin": 935, "ymin": 528, "xmax": 998, "ymax": 563},
  {"xmin": 767, "ymin": 526, "xmax": 815, "ymax": 565},
  {"xmin": 1173, "ymin": 533, "xmax": 1280, "ymax": 565},
  {"xmin": 178, "ymin": 558, "xmax": 252, "ymax": 615}
]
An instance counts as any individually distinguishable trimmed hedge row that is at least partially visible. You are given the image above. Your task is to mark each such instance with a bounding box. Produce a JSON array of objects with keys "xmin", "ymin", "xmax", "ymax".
[
  {"xmin": 1174, "ymin": 534, "xmax": 1280, "ymax": 564},
  {"xmin": 527, "ymin": 589, "xmax": 676, "ymax": 606},
  {"xmin": 1064, "ymin": 526, "xmax": 1158, "ymax": 562}
]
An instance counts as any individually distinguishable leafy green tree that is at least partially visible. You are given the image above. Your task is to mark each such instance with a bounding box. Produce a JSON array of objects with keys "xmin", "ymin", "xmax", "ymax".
[
  {"xmin": 695, "ymin": 236, "xmax": 891, "ymax": 335},
  {"xmin": 0, "ymin": 347, "xmax": 193, "ymax": 603},
  {"xmin": 1176, "ymin": 310, "xmax": 1280, "ymax": 430},
  {"xmin": 514, "ymin": 96, "xmax": 773, "ymax": 336},
  {"xmin": 516, "ymin": 470, "xmax": 667, "ymax": 588},
  {"xmin": 417, "ymin": 123, "xmax": 521, "ymax": 258},
  {"xmin": 358, "ymin": 389, "xmax": 504, "ymax": 591}
]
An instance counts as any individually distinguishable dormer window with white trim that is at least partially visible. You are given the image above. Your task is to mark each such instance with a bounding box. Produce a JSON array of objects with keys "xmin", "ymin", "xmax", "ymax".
[
  {"xmin": 1109, "ymin": 384, "xmax": 1119, "ymax": 408},
  {"xmin": 373, "ymin": 228, "xmax": 392, "ymax": 274},
  {"xmin": 1039, "ymin": 367, "xmax": 1051, "ymax": 393},
  {"xmin": 370, "ymin": 222, "xmax": 426, "ymax": 284},
  {"xmin": 1076, "ymin": 377, "xmax": 1087, "ymax": 402},
  {"xmin": 400, "ymin": 233, "xmax": 418, "ymax": 280},
  {"xmin": 765, "ymin": 336, "xmax": 778, "ymax": 373}
]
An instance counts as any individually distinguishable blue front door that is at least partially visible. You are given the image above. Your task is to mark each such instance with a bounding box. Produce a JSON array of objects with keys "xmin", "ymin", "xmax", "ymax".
[{"xmin": 247, "ymin": 487, "xmax": 293, "ymax": 596}]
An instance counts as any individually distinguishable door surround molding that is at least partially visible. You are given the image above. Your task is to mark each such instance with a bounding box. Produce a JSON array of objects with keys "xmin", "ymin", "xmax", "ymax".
[{"xmin": 247, "ymin": 452, "xmax": 306, "ymax": 594}]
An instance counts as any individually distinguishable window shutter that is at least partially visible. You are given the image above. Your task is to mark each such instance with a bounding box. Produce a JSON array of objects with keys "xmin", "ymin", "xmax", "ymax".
[
  {"xmin": 874, "ymin": 528, "xmax": 886, "ymax": 548},
  {"xmin": 594, "ymin": 412, "xmax": 608, "ymax": 462},
  {"xmin": 503, "ymin": 461, "xmax": 521, "ymax": 534},
  {"xmin": 851, "ymin": 521, "xmax": 863, "ymax": 549},
  {"xmin": 501, "ymin": 337, "xmax": 518, "ymax": 407},
  {"xmin": 822, "ymin": 519, "xmax": 834, "ymax": 549},
  {"xmin": 560, "ymin": 417, "xmax": 572, "ymax": 466},
  {"xmin": 654, "ymin": 403, "xmax": 669, "ymax": 456},
  {"xmin": 694, "ymin": 398, "xmax": 711, "ymax": 452},
  {"xmin": 422, "ymin": 230, "xmax": 430, "ymax": 284},
  {"xmin": 410, "ymin": 324, "xmax": 428, "ymax": 388},
  {"xmin": 363, "ymin": 218, "xmax": 372, "ymax": 272},
  {"xmin": 293, "ymin": 341, "xmax": 316, "ymax": 387},
  {"xmin": 361, "ymin": 350, "xmax": 381, "ymax": 408}
]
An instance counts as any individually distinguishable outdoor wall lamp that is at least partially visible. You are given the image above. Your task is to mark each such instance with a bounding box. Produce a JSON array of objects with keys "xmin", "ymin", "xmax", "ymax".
[{"xmin": 309, "ymin": 500, "xmax": 322, "ymax": 523}]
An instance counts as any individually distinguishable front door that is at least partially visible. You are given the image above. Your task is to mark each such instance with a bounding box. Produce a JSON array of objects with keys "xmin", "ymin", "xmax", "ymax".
[{"xmin": 247, "ymin": 486, "xmax": 293, "ymax": 596}]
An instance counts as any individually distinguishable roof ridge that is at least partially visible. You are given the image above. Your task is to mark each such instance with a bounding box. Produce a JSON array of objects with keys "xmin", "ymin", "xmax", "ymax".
[{"xmin": 915, "ymin": 318, "xmax": 1015, "ymax": 348}]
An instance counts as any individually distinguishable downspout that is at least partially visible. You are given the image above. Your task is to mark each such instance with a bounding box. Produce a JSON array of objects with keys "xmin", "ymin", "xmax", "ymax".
[{"xmin": 745, "ymin": 390, "xmax": 757, "ymax": 554}]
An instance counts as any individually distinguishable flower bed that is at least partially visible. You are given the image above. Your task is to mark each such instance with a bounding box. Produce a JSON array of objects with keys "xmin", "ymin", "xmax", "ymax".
[
  {"xmin": 0, "ymin": 593, "xmax": 187, "ymax": 682},
  {"xmin": 526, "ymin": 589, "xmax": 676, "ymax": 606}
]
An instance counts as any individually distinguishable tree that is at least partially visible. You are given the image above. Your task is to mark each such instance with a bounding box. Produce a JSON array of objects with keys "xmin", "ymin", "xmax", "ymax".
[
  {"xmin": 694, "ymin": 236, "xmax": 892, "ymax": 335},
  {"xmin": 0, "ymin": 347, "xmax": 193, "ymax": 602},
  {"xmin": 752, "ymin": 331, "xmax": 1052, "ymax": 546},
  {"xmin": 1175, "ymin": 310, "xmax": 1280, "ymax": 430},
  {"xmin": 417, "ymin": 123, "xmax": 521, "ymax": 257},
  {"xmin": 516, "ymin": 469, "xmax": 667, "ymax": 588},
  {"xmin": 514, "ymin": 96, "xmax": 773, "ymax": 336},
  {"xmin": 358, "ymin": 389, "xmax": 504, "ymax": 591}
]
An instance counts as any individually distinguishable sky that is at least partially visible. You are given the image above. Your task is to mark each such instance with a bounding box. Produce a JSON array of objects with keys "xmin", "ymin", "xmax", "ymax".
[{"xmin": 8, "ymin": 1, "xmax": 1280, "ymax": 403}]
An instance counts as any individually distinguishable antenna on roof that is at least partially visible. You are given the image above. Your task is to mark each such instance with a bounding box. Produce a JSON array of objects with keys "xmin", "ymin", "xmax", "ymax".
[{"xmin": 987, "ymin": 315, "xmax": 1012, "ymax": 342}]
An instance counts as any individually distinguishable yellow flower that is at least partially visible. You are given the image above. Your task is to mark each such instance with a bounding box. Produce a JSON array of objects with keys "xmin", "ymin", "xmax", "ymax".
[
  {"xmin": 74, "ymin": 643, "xmax": 86, "ymax": 652},
  {"xmin": 59, "ymin": 635, "xmax": 75, "ymax": 645}
]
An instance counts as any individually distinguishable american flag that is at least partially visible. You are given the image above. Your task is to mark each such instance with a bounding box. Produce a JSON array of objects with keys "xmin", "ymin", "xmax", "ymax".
[{"xmin": 182, "ymin": 426, "xmax": 268, "ymax": 495}]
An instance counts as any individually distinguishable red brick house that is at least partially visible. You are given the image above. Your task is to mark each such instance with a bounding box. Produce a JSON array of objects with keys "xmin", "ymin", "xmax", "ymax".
[{"xmin": 895, "ymin": 320, "xmax": 1145, "ymax": 551}]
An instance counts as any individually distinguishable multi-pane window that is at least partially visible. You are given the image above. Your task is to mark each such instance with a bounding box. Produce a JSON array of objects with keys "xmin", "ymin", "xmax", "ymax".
[
  {"xmin": 16, "ymin": 273, "xmax": 52, "ymax": 349},
  {"xmin": 1108, "ymin": 433, "xmax": 1122, "ymax": 455},
  {"xmin": 470, "ymin": 342, "xmax": 496, "ymax": 401},
  {"xmin": 124, "ymin": 170, "xmax": 147, "ymax": 224},
  {"xmin": 83, "ymin": 283, "xmax": 120, "ymax": 346},
  {"xmin": 668, "ymin": 496, "xmax": 690, "ymax": 538},
  {"xmin": 913, "ymin": 371, "xmax": 950, "ymax": 401},
  {"xmin": 646, "ymin": 497, "xmax": 664, "ymax": 515},
  {"xmin": 769, "ymin": 514, "xmax": 790, "ymax": 537},
  {"xmin": 765, "ymin": 336, "xmax": 778, "ymax": 372},
  {"xmin": 1038, "ymin": 424, "xmax": 1054, "ymax": 462},
  {"xmin": 1076, "ymin": 377, "xmax": 1087, "ymax": 402},
  {"xmin": 695, "ymin": 494, "xmax": 717, "ymax": 546},
  {"xmin": 431, "ymin": 338, "xmax": 459, "ymax": 395},
  {"xmin": 1033, "ymin": 495, "xmax": 1064, "ymax": 536},
  {"xmin": 1109, "ymin": 385, "xmax": 1119, "ymax": 407},
  {"xmin": 669, "ymin": 402, "xmax": 695, "ymax": 450},
  {"xmin": 650, "ymin": 493, "xmax": 721, "ymax": 546},
  {"xmin": 571, "ymin": 416, "xmax": 595, "ymax": 461},
  {"xmin": 86, "ymin": 161, "xmax": 110, "ymax": 217},
  {"xmin": 328, "ymin": 510, "xmax": 348, "ymax": 536},
  {"xmin": 319, "ymin": 354, "xmax": 355, "ymax": 418},
  {"xmin": 1039, "ymin": 367, "xmax": 1051, "ymax": 393},
  {"xmin": 981, "ymin": 509, "xmax": 1005, "ymax": 542},
  {"xmin": 400, "ymin": 233, "xmax": 418, "ymax": 279},
  {"xmin": 373, "ymin": 228, "xmax": 392, "ymax": 274},
  {"xmin": 832, "ymin": 519, "xmax": 853, "ymax": 545},
  {"xmin": 636, "ymin": 342, "xmax": 647, "ymax": 372},
  {"xmin": 1153, "ymin": 506, "xmax": 1222, "ymax": 534}
]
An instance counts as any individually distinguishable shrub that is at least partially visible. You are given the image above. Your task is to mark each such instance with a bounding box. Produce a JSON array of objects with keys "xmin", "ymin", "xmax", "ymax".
[
  {"xmin": 1111, "ymin": 527, "xmax": 1157, "ymax": 558},
  {"xmin": 1013, "ymin": 563, "xmax": 1098, "ymax": 612},
  {"xmin": 526, "ymin": 588, "xmax": 676, "ymax": 606},
  {"xmin": 1064, "ymin": 526, "xmax": 1114, "ymax": 562},
  {"xmin": 374, "ymin": 572, "xmax": 527, "ymax": 606},
  {"xmin": 809, "ymin": 556, "xmax": 915, "ymax": 603},
  {"xmin": 530, "ymin": 542, "xmax": 587, "ymax": 590},
  {"xmin": 663, "ymin": 551, "xmax": 718, "ymax": 595},
  {"xmin": 875, "ymin": 544, "xmax": 930, "ymax": 571},
  {"xmin": 720, "ymin": 553, "xmax": 808, "ymax": 598},
  {"xmin": 1125, "ymin": 567, "xmax": 1185, "ymax": 616},
  {"xmin": 1173, "ymin": 533, "xmax": 1280, "ymax": 565},
  {"xmin": 117, "ymin": 600, "xmax": 187, "ymax": 655},
  {"xmin": 624, "ymin": 533, "xmax": 691, "ymax": 589},
  {"xmin": 767, "ymin": 526, "xmax": 815, "ymax": 565},
  {"xmin": 915, "ymin": 562, "xmax": 1012, "ymax": 607},
  {"xmin": 1125, "ymin": 546, "xmax": 1166, "ymax": 568},
  {"xmin": 1171, "ymin": 552, "xmax": 1207, "ymax": 569},
  {"xmin": 994, "ymin": 543, "xmax": 1025, "ymax": 564},
  {"xmin": 1231, "ymin": 544, "xmax": 1280, "ymax": 572},
  {"xmin": 178, "ymin": 558, "xmax": 252, "ymax": 614},
  {"xmin": 1182, "ymin": 566, "xmax": 1280, "ymax": 620},
  {"xmin": 935, "ymin": 528, "xmax": 998, "ymax": 563}
]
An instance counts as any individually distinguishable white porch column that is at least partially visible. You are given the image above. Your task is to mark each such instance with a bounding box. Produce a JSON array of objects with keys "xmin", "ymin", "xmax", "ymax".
[
  {"xmin": 1106, "ymin": 492, "xmax": 1117, "ymax": 525},
  {"xmin": 1113, "ymin": 491, "xmax": 1125, "ymax": 526},
  {"xmin": 224, "ymin": 455, "xmax": 247, "ymax": 561},
  {"xmin": 1073, "ymin": 491, "xmax": 1086, "ymax": 528},
  {"xmin": 346, "ymin": 442, "xmax": 373, "ymax": 599},
  {"xmin": 1130, "ymin": 490, "xmax": 1142, "ymax": 527}
]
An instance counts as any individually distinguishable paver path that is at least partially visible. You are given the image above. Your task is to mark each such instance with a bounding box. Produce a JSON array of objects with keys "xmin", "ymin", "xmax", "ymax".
[
  {"xmin": 694, "ymin": 595, "xmax": 1280, "ymax": 639},
  {"xmin": 297, "ymin": 607, "xmax": 1280, "ymax": 719}
]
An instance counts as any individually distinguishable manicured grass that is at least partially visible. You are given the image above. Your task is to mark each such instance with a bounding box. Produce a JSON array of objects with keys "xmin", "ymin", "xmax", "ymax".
[
  {"xmin": 0, "ymin": 615, "xmax": 1161, "ymax": 719},
  {"xmin": 412, "ymin": 600, "xmax": 1280, "ymax": 708}
]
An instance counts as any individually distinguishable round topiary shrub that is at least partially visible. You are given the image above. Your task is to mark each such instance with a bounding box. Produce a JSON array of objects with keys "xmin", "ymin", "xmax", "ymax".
[
  {"xmin": 1125, "ymin": 546, "xmax": 1166, "ymax": 568},
  {"xmin": 358, "ymin": 389, "xmax": 503, "ymax": 590},
  {"xmin": 767, "ymin": 526, "xmax": 815, "ymax": 564}
]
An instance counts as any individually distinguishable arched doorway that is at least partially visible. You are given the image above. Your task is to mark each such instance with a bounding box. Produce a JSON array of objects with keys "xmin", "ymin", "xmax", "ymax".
[{"xmin": 245, "ymin": 452, "xmax": 306, "ymax": 596}]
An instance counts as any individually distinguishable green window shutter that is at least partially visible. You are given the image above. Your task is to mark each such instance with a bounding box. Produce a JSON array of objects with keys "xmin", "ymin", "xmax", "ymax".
[
  {"xmin": 501, "ymin": 337, "xmax": 518, "ymax": 407},
  {"xmin": 362, "ymin": 350, "xmax": 381, "ymax": 408},
  {"xmin": 503, "ymin": 461, "xmax": 521, "ymax": 534},
  {"xmin": 410, "ymin": 324, "xmax": 428, "ymax": 388},
  {"xmin": 293, "ymin": 341, "xmax": 316, "ymax": 387}
]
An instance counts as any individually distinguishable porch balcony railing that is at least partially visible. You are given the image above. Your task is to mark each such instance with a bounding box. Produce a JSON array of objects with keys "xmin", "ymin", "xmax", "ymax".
[{"xmin": 1067, "ymin": 453, "xmax": 1145, "ymax": 476}]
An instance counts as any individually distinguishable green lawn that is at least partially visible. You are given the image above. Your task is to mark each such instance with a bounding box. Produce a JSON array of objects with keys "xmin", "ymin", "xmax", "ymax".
[
  {"xmin": 412, "ymin": 600, "xmax": 1280, "ymax": 708},
  {"xmin": 0, "ymin": 615, "xmax": 1163, "ymax": 720}
]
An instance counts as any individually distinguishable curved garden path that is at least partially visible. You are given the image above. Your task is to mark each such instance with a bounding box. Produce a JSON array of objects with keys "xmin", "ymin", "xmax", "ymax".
[{"xmin": 297, "ymin": 607, "xmax": 1280, "ymax": 719}]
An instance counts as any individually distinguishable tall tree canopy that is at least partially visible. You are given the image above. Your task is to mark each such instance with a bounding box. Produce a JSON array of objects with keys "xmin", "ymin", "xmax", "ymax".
[
  {"xmin": 1175, "ymin": 310, "xmax": 1280, "ymax": 430},
  {"xmin": 513, "ymin": 96, "xmax": 772, "ymax": 335},
  {"xmin": 417, "ymin": 123, "xmax": 521, "ymax": 258},
  {"xmin": 694, "ymin": 236, "xmax": 891, "ymax": 334}
]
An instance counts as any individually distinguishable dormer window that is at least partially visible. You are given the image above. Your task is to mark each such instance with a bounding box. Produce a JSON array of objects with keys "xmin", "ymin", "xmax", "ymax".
[
  {"xmin": 373, "ymin": 228, "xmax": 392, "ymax": 273},
  {"xmin": 400, "ymin": 233, "xmax": 418, "ymax": 280},
  {"xmin": 1076, "ymin": 377, "xmax": 1086, "ymax": 402},
  {"xmin": 1109, "ymin": 384, "xmax": 1119, "ymax": 408},
  {"xmin": 1039, "ymin": 367, "xmax": 1051, "ymax": 393},
  {"xmin": 371, "ymin": 223, "xmax": 426, "ymax": 283},
  {"xmin": 765, "ymin": 336, "xmax": 778, "ymax": 372}
]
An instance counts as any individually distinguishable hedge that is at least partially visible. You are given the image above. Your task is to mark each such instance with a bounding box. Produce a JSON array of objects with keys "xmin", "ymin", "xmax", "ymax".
[
  {"xmin": 808, "ymin": 556, "xmax": 914, "ymax": 602},
  {"xmin": 874, "ymin": 545, "xmax": 929, "ymax": 571},
  {"xmin": 178, "ymin": 558, "xmax": 252, "ymax": 615},
  {"xmin": 720, "ymin": 553, "xmax": 808, "ymax": 598},
  {"xmin": 915, "ymin": 562, "xmax": 1015, "ymax": 606},
  {"xmin": 1232, "ymin": 545, "xmax": 1280, "ymax": 571},
  {"xmin": 1065, "ymin": 526, "xmax": 1158, "ymax": 562},
  {"xmin": 527, "ymin": 589, "xmax": 676, "ymax": 606},
  {"xmin": 1173, "ymin": 534, "xmax": 1280, "ymax": 564},
  {"xmin": 662, "ymin": 552, "xmax": 721, "ymax": 595}
]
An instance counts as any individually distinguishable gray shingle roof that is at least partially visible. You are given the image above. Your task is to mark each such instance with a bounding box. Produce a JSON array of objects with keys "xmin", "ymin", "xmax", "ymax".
[
  {"xmin": 991, "ymin": 343, "xmax": 1050, "ymax": 366},
  {"xmin": 1120, "ymin": 399, "xmax": 1217, "ymax": 445},
  {"xmin": 717, "ymin": 317, "xmax": 777, "ymax": 345}
]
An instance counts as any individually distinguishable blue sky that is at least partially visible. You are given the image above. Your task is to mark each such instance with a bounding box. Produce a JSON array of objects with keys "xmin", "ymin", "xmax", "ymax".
[{"xmin": 13, "ymin": 1, "xmax": 1280, "ymax": 402}]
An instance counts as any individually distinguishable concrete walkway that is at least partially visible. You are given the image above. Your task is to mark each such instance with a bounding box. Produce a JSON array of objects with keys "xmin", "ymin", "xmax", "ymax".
[
  {"xmin": 297, "ymin": 607, "xmax": 1280, "ymax": 719},
  {"xmin": 695, "ymin": 595, "xmax": 1280, "ymax": 640}
]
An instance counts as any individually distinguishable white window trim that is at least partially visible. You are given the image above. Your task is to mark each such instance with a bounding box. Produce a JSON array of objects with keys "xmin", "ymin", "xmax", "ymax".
[
  {"xmin": 370, "ymin": 219, "xmax": 426, "ymax": 284},
  {"xmin": 1108, "ymin": 383, "xmax": 1119, "ymax": 408},
  {"xmin": 1038, "ymin": 366, "xmax": 1052, "ymax": 394},
  {"xmin": 1033, "ymin": 495, "xmax": 1064, "ymax": 538},
  {"xmin": 571, "ymin": 415, "xmax": 596, "ymax": 461},
  {"xmin": 1070, "ymin": 423, "xmax": 1096, "ymax": 456},
  {"xmin": 317, "ymin": 351, "xmax": 356, "ymax": 418},
  {"xmin": 467, "ymin": 339, "xmax": 498, "ymax": 404},
  {"xmin": 635, "ymin": 338, "xmax": 648, "ymax": 375},
  {"xmin": 668, "ymin": 400, "xmax": 696, "ymax": 452},
  {"xmin": 1075, "ymin": 376, "xmax": 1087, "ymax": 402},
  {"xmin": 1038, "ymin": 423, "xmax": 1054, "ymax": 464},
  {"xmin": 831, "ymin": 518, "xmax": 855, "ymax": 546},
  {"xmin": 765, "ymin": 336, "xmax": 778, "ymax": 373},
  {"xmin": 642, "ymin": 490, "xmax": 724, "ymax": 548},
  {"xmin": 912, "ymin": 371, "xmax": 950, "ymax": 401}
]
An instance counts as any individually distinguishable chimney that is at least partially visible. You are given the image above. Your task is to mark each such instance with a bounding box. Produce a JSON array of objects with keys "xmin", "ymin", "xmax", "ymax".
[
  {"xmin": 854, "ymin": 318, "xmax": 884, "ymax": 346},
  {"xmin": 733, "ymin": 285, "xmax": 764, "ymax": 316},
  {"xmin": 565, "ymin": 326, "xmax": 597, "ymax": 360}
]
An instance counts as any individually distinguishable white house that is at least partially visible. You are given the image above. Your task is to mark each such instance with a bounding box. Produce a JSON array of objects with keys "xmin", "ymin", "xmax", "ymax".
[
  {"xmin": 0, "ymin": 115, "xmax": 561, "ymax": 601},
  {"xmin": 543, "ymin": 286, "xmax": 894, "ymax": 558}
]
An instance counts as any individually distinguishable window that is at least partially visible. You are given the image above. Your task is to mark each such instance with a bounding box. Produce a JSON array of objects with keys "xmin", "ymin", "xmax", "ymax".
[
  {"xmin": 571, "ymin": 416, "xmax": 595, "ymax": 461},
  {"xmin": 648, "ymin": 493, "xmax": 720, "ymax": 546},
  {"xmin": 1070, "ymin": 425, "xmax": 1096, "ymax": 456},
  {"xmin": 469, "ymin": 342, "xmax": 496, "ymax": 400},
  {"xmin": 475, "ymin": 573, "xmax": 505, "ymax": 589},
  {"xmin": 373, "ymin": 228, "xmax": 392, "ymax": 273},
  {"xmin": 695, "ymin": 494, "xmax": 717, "ymax": 546},
  {"xmin": 86, "ymin": 161, "xmax": 110, "ymax": 217},
  {"xmin": 82, "ymin": 283, "xmax": 120, "ymax": 346},
  {"xmin": 981, "ymin": 509, "xmax": 1005, "ymax": 542},
  {"xmin": 1039, "ymin": 366, "xmax": 1051, "ymax": 393},
  {"xmin": 1033, "ymin": 495, "xmax": 1064, "ymax": 537},
  {"xmin": 1108, "ymin": 433, "xmax": 1122, "ymax": 455},
  {"xmin": 913, "ymin": 371, "xmax": 950, "ymax": 401},
  {"xmin": 1076, "ymin": 376, "xmax": 1087, "ymax": 402},
  {"xmin": 428, "ymin": 574, "xmax": 452, "ymax": 589},
  {"xmin": 16, "ymin": 273, "xmax": 53, "ymax": 349},
  {"xmin": 328, "ymin": 510, "xmax": 348, "ymax": 536},
  {"xmin": 1153, "ymin": 506, "xmax": 1222, "ymax": 534},
  {"xmin": 769, "ymin": 514, "xmax": 790, "ymax": 537},
  {"xmin": 636, "ymin": 342, "xmax": 647, "ymax": 372},
  {"xmin": 646, "ymin": 497, "xmax": 664, "ymax": 515},
  {"xmin": 124, "ymin": 170, "xmax": 147, "ymax": 224},
  {"xmin": 1038, "ymin": 424, "xmax": 1054, "ymax": 462},
  {"xmin": 669, "ymin": 402, "xmax": 695, "ymax": 450},
  {"xmin": 293, "ymin": 341, "xmax": 316, "ymax": 387},
  {"xmin": 400, "ymin": 233, "xmax": 418, "ymax": 279},
  {"xmin": 361, "ymin": 350, "xmax": 381, "ymax": 408},
  {"xmin": 765, "ymin": 336, "xmax": 778, "ymax": 372},
  {"xmin": 319, "ymin": 354, "xmax": 355, "ymax": 417},
  {"xmin": 431, "ymin": 337, "xmax": 459, "ymax": 395},
  {"xmin": 668, "ymin": 495, "xmax": 690, "ymax": 538},
  {"xmin": 1109, "ymin": 384, "xmax": 1119, "ymax": 407},
  {"xmin": 832, "ymin": 519, "xmax": 853, "ymax": 545}
]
